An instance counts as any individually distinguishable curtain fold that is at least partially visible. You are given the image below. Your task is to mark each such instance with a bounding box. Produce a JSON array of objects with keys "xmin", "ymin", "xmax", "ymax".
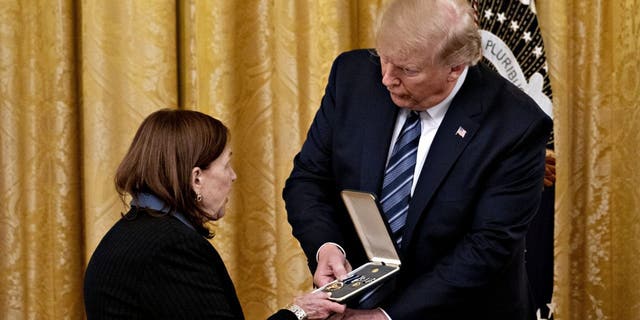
[
  {"xmin": 79, "ymin": 0, "xmax": 179, "ymax": 255},
  {"xmin": 178, "ymin": 1, "xmax": 387, "ymax": 316},
  {"xmin": 538, "ymin": 0, "xmax": 640, "ymax": 319},
  {"xmin": 1, "ymin": 0, "xmax": 639, "ymax": 319},
  {"xmin": 0, "ymin": 0, "xmax": 84, "ymax": 318}
]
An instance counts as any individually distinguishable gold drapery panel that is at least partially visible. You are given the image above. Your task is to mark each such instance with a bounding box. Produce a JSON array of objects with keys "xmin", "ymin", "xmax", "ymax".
[
  {"xmin": 538, "ymin": 0, "xmax": 640, "ymax": 319},
  {"xmin": 176, "ymin": 1, "xmax": 387, "ymax": 316},
  {"xmin": 1, "ymin": 0, "xmax": 84, "ymax": 318},
  {"xmin": 1, "ymin": 0, "xmax": 639, "ymax": 319},
  {"xmin": 1, "ymin": 0, "xmax": 387, "ymax": 318}
]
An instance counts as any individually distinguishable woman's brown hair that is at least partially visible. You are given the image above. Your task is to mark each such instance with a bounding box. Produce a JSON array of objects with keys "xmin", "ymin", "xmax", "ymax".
[{"xmin": 115, "ymin": 109, "xmax": 228, "ymax": 237}]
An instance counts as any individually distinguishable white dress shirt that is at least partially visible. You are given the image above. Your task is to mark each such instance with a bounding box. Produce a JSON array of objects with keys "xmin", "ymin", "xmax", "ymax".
[{"xmin": 385, "ymin": 67, "xmax": 469, "ymax": 196}]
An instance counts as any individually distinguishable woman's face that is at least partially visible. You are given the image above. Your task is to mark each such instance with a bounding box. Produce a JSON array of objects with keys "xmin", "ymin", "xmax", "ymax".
[{"xmin": 192, "ymin": 146, "xmax": 237, "ymax": 221}]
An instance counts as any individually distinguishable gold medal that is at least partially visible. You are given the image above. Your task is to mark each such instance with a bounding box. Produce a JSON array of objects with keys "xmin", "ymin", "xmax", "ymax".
[{"xmin": 323, "ymin": 281, "xmax": 344, "ymax": 292}]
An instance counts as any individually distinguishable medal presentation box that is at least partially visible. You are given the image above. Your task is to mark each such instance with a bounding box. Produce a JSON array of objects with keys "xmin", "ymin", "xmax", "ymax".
[{"xmin": 314, "ymin": 190, "xmax": 401, "ymax": 302}]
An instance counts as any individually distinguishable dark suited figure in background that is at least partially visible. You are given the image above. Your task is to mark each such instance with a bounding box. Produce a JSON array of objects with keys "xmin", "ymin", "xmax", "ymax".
[
  {"xmin": 84, "ymin": 109, "xmax": 345, "ymax": 320},
  {"xmin": 283, "ymin": 0, "xmax": 552, "ymax": 319}
]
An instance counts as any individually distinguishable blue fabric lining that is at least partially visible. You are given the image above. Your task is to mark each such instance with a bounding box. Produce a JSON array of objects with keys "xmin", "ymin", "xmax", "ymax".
[{"xmin": 131, "ymin": 192, "xmax": 196, "ymax": 231}]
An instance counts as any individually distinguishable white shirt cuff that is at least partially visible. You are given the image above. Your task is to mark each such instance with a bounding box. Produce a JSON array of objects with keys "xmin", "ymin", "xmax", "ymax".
[
  {"xmin": 378, "ymin": 307, "xmax": 392, "ymax": 320},
  {"xmin": 315, "ymin": 242, "xmax": 346, "ymax": 262}
]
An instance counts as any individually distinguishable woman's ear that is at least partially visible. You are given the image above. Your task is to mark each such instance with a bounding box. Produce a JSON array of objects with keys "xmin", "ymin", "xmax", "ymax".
[{"xmin": 191, "ymin": 167, "xmax": 202, "ymax": 193}]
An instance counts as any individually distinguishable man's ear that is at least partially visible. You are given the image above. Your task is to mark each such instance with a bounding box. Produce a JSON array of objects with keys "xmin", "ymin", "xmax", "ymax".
[
  {"xmin": 448, "ymin": 64, "xmax": 465, "ymax": 81},
  {"xmin": 191, "ymin": 167, "xmax": 202, "ymax": 193}
]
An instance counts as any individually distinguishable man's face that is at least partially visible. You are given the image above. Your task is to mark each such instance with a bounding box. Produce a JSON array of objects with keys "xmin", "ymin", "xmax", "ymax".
[{"xmin": 379, "ymin": 51, "xmax": 456, "ymax": 111}]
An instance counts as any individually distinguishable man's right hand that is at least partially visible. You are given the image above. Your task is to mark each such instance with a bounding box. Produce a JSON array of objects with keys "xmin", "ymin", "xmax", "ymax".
[{"xmin": 314, "ymin": 244, "xmax": 352, "ymax": 287}]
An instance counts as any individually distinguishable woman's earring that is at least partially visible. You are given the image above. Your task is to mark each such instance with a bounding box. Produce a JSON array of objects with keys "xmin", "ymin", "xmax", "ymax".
[{"xmin": 196, "ymin": 193, "xmax": 203, "ymax": 202}]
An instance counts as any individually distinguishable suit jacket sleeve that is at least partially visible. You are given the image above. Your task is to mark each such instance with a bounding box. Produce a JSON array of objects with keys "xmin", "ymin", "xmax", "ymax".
[{"xmin": 267, "ymin": 309, "xmax": 299, "ymax": 320}]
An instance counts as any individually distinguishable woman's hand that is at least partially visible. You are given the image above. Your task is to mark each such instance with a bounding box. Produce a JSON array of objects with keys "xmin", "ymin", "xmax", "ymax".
[{"xmin": 293, "ymin": 291, "xmax": 346, "ymax": 319}]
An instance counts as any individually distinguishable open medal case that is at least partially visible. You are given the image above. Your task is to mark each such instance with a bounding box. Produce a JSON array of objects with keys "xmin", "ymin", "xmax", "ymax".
[{"xmin": 315, "ymin": 190, "xmax": 401, "ymax": 302}]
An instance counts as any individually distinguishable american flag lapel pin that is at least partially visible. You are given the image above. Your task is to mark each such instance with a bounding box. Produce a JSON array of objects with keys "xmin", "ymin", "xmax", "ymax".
[{"xmin": 455, "ymin": 126, "xmax": 467, "ymax": 138}]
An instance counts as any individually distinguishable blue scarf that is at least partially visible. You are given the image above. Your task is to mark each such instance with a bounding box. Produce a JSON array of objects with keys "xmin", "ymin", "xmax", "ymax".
[{"xmin": 130, "ymin": 192, "xmax": 195, "ymax": 232}]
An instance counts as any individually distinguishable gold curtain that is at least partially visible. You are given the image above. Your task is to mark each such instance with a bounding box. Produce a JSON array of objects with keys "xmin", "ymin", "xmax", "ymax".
[
  {"xmin": 537, "ymin": 0, "xmax": 640, "ymax": 319},
  {"xmin": 1, "ymin": 0, "xmax": 639, "ymax": 319},
  {"xmin": 0, "ymin": 0, "xmax": 386, "ymax": 318},
  {"xmin": 175, "ymin": 1, "xmax": 387, "ymax": 317}
]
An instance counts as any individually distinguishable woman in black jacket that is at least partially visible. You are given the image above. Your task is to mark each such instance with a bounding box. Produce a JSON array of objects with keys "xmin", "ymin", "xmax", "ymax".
[{"xmin": 84, "ymin": 109, "xmax": 343, "ymax": 320}]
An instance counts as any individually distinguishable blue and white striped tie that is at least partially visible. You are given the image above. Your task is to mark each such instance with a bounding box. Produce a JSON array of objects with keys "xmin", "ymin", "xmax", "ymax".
[{"xmin": 380, "ymin": 111, "xmax": 421, "ymax": 246}]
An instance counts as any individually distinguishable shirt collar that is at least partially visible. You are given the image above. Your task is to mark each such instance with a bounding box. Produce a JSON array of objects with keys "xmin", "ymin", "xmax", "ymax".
[{"xmin": 423, "ymin": 66, "xmax": 469, "ymax": 123}]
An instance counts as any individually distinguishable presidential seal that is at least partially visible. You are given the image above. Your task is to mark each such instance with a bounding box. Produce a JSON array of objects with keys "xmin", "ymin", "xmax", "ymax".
[{"xmin": 474, "ymin": 0, "xmax": 554, "ymax": 145}]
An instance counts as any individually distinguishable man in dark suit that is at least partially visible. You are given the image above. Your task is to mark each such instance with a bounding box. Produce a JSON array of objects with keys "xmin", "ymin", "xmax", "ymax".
[{"xmin": 283, "ymin": 0, "xmax": 552, "ymax": 319}]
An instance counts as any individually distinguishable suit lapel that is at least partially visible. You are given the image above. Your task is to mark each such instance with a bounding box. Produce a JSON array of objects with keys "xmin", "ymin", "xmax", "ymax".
[
  {"xmin": 402, "ymin": 66, "xmax": 487, "ymax": 250},
  {"xmin": 359, "ymin": 83, "xmax": 398, "ymax": 195}
]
